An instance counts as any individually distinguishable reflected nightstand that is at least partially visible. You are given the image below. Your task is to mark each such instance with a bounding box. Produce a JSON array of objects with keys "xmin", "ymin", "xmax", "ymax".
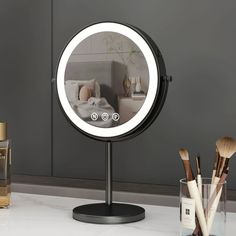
[{"xmin": 118, "ymin": 96, "xmax": 145, "ymax": 124}]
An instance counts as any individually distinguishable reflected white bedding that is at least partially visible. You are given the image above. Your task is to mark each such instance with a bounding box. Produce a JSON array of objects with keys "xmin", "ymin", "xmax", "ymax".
[{"xmin": 71, "ymin": 97, "xmax": 115, "ymax": 128}]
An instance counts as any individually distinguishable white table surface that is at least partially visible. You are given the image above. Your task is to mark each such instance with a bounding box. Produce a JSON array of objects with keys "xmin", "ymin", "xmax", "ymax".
[{"xmin": 0, "ymin": 192, "xmax": 235, "ymax": 236}]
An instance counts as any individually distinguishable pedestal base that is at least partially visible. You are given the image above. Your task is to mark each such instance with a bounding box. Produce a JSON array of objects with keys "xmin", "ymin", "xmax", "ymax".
[{"xmin": 73, "ymin": 203, "xmax": 145, "ymax": 224}]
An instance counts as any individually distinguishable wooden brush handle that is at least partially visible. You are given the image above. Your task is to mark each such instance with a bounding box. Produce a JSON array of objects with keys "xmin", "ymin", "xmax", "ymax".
[
  {"xmin": 187, "ymin": 180, "xmax": 208, "ymax": 236},
  {"xmin": 207, "ymin": 188, "xmax": 222, "ymax": 233},
  {"xmin": 192, "ymin": 174, "xmax": 203, "ymax": 236},
  {"xmin": 211, "ymin": 170, "xmax": 216, "ymax": 184},
  {"xmin": 215, "ymin": 157, "xmax": 224, "ymax": 178},
  {"xmin": 192, "ymin": 217, "xmax": 203, "ymax": 236},
  {"xmin": 213, "ymin": 176, "xmax": 220, "ymax": 185},
  {"xmin": 209, "ymin": 176, "xmax": 220, "ymax": 201},
  {"xmin": 206, "ymin": 172, "xmax": 227, "ymax": 234},
  {"xmin": 211, "ymin": 150, "xmax": 219, "ymax": 184},
  {"xmin": 197, "ymin": 175, "xmax": 202, "ymax": 198},
  {"xmin": 207, "ymin": 173, "xmax": 227, "ymax": 215},
  {"xmin": 183, "ymin": 160, "xmax": 194, "ymax": 181},
  {"xmin": 220, "ymin": 158, "xmax": 229, "ymax": 176},
  {"xmin": 196, "ymin": 156, "xmax": 201, "ymax": 175}
]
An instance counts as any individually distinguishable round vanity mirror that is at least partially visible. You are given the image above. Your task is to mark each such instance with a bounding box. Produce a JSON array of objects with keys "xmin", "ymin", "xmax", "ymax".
[
  {"xmin": 56, "ymin": 22, "xmax": 171, "ymax": 224},
  {"xmin": 57, "ymin": 22, "xmax": 170, "ymax": 141}
]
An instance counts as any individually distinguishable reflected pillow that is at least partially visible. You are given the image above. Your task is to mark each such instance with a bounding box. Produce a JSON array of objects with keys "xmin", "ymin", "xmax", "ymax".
[
  {"xmin": 77, "ymin": 79, "xmax": 100, "ymax": 98},
  {"xmin": 65, "ymin": 79, "xmax": 100, "ymax": 101},
  {"xmin": 79, "ymin": 85, "xmax": 92, "ymax": 101},
  {"xmin": 65, "ymin": 80, "xmax": 79, "ymax": 102}
]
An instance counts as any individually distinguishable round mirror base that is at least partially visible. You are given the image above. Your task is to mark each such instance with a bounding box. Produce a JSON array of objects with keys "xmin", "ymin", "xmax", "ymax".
[{"xmin": 73, "ymin": 203, "xmax": 145, "ymax": 224}]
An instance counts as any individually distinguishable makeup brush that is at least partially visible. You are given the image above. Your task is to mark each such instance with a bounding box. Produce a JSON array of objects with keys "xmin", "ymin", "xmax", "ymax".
[
  {"xmin": 207, "ymin": 167, "xmax": 229, "ymax": 233},
  {"xmin": 207, "ymin": 137, "xmax": 236, "ymax": 234},
  {"xmin": 179, "ymin": 149, "xmax": 194, "ymax": 180},
  {"xmin": 209, "ymin": 137, "xmax": 236, "ymax": 205},
  {"xmin": 196, "ymin": 154, "xmax": 202, "ymax": 198},
  {"xmin": 214, "ymin": 137, "xmax": 236, "ymax": 185},
  {"xmin": 179, "ymin": 149, "xmax": 208, "ymax": 236}
]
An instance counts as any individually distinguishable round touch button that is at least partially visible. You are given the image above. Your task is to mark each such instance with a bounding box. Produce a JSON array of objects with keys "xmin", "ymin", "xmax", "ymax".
[
  {"xmin": 101, "ymin": 113, "xmax": 109, "ymax": 121},
  {"xmin": 112, "ymin": 113, "xmax": 120, "ymax": 121},
  {"xmin": 91, "ymin": 112, "xmax": 98, "ymax": 121}
]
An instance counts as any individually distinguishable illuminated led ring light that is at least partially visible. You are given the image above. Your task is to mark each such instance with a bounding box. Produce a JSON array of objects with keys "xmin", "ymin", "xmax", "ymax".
[{"xmin": 57, "ymin": 22, "xmax": 169, "ymax": 140}]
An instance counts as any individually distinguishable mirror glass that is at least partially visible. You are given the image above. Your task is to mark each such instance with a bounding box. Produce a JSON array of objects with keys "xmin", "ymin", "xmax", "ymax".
[
  {"xmin": 65, "ymin": 32, "xmax": 149, "ymax": 128},
  {"xmin": 57, "ymin": 22, "xmax": 158, "ymax": 138}
]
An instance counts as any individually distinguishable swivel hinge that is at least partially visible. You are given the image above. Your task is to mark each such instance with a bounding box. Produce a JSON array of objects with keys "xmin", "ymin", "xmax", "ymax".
[{"xmin": 161, "ymin": 75, "xmax": 172, "ymax": 82}]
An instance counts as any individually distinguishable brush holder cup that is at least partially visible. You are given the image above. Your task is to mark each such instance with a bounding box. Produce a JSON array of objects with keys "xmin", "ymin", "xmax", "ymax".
[{"xmin": 179, "ymin": 178, "xmax": 226, "ymax": 236}]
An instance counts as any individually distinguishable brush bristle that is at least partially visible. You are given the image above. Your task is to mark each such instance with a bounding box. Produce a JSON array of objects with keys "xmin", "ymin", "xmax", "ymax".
[
  {"xmin": 179, "ymin": 148, "xmax": 189, "ymax": 161},
  {"xmin": 216, "ymin": 136, "xmax": 236, "ymax": 159}
]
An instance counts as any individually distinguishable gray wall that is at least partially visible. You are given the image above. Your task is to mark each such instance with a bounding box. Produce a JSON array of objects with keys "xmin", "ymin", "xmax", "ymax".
[
  {"xmin": 0, "ymin": 0, "xmax": 52, "ymax": 175},
  {"xmin": 1, "ymin": 0, "xmax": 236, "ymax": 189}
]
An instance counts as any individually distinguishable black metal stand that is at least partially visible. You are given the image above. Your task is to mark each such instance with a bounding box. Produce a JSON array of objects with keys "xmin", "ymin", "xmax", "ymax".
[
  {"xmin": 105, "ymin": 141, "xmax": 112, "ymax": 206},
  {"xmin": 72, "ymin": 141, "xmax": 145, "ymax": 224}
]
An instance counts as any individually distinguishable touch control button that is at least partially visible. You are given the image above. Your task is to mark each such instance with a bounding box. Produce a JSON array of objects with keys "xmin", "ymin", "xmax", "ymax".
[
  {"xmin": 91, "ymin": 112, "xmax": 98, "ymax": 121},
  {"xmin": 101, "ymin": 113, "xmax": 109, "ymax": 121},
  {"xmin": 112, "ymin": 113, "xmax": 120, "ymax": 121}
]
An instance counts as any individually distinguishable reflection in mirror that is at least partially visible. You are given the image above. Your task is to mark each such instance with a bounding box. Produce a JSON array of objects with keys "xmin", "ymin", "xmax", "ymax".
[{"xmin": 64, "ymin": 32, "xmax": 149, "ymax": 128}]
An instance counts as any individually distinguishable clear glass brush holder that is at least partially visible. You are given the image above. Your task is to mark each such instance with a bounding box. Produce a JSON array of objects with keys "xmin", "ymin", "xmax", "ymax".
[{"xmin": 180, "ymin": 178, "xmax": 226, "ymax": 236}]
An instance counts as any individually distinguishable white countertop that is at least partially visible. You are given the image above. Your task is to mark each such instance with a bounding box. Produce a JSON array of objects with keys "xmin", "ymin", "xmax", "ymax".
[{"xmin": 0, "ymin": 193, "xmax": 235, "ymax": 236}]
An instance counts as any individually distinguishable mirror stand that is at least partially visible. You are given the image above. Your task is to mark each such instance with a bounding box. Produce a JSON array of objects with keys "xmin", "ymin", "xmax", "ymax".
[
  {"xmin": 57, "ymin": 22, "xmax": 170, "ymax": 224},
  {"xmin": 72, "ymin": 141, "xmax": 145, "ymax": 224}
]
